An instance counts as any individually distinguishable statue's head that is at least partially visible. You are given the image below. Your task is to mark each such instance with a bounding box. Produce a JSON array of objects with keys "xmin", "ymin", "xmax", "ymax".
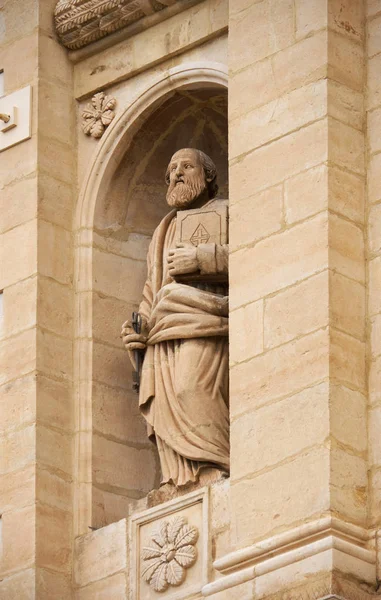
[{"xmin": 165, "ymin": 148, "xmax": 218, "ymax": 209}]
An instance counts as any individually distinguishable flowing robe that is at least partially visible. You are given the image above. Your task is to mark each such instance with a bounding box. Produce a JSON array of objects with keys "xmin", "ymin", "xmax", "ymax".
[{"xmin": 138, "ymin": 204, "xmax": 229, "ymax": 486}]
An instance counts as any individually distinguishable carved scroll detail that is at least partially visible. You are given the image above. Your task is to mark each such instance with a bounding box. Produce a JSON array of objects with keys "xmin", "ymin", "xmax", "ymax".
[
  {"xmin": 141, "ymin": 516, "xmax": 198, "ymax": 593},
  {"xmin": 54, "ymin": 0, "xmax": 177, "ymax": 50}
]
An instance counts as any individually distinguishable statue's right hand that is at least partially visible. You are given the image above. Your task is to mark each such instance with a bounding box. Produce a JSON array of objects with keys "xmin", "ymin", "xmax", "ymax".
[{"xmin": 121, "ymin": 320, "xmax": 147, "ymax": 352}]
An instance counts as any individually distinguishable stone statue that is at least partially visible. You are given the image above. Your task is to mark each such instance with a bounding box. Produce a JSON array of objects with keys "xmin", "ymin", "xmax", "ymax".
[{"xmin": 121, "ymin": 148, "xmax": 229, "ymax": 488}]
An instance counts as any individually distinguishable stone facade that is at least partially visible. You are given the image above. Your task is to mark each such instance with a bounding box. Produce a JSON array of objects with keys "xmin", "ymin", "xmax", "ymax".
[{"xmin": 0, "ymin": 0, "xmax": 380, "ymax": 599}]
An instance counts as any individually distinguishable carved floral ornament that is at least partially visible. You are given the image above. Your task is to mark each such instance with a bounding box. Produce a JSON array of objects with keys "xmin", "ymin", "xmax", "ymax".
[
  {"xmin": 141, "ymin": 515, "xmax": 198, "ymax": 593},
  {"xmin": 54, "ymin": 0, "xmax": 180, "ymax": 50},
  {"xmin": 82, "ymin": 92, "xmax": 116, "ymax": 138}
]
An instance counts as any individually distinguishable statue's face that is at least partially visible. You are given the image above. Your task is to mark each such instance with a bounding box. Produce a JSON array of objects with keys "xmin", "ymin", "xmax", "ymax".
[{"xmin": 166, "ymin": 149, "xmax": 207, "ymax": 209}]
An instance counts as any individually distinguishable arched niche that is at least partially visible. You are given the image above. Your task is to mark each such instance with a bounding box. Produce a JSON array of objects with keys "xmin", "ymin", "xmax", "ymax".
[{"xmin": 73, "ymin": 64, "xmax": 228, "ymax": 533}]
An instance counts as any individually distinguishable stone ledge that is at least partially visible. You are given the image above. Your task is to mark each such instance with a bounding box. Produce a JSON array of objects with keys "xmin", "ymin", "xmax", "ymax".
[{"xmin": 202, "ymin": 517, "xmax": 377, "ymax": 598}]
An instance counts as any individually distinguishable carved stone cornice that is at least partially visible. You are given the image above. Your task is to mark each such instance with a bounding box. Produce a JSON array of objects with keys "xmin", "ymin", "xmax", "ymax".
[
  {"xmin": 202, "ymin": 517, "xmax": 376, "ymax": 597},
  {"xmin": 54, "ymin": 0, "xmax": 179, "ymax": 50}
]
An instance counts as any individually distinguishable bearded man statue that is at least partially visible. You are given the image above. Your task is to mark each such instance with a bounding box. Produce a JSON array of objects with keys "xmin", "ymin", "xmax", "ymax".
[{"xmin": 121, "ymin": 148, "xmax": 229, "ymax": 488}]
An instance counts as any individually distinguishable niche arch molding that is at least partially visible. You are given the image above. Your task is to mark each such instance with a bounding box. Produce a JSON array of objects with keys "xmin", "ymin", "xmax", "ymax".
[{"xmin": 73, "ymin": 62, "xmax": 228, "ymax": 536}]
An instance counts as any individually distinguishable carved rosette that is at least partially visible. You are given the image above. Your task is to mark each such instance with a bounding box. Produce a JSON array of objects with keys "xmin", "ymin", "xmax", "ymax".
[
  {"xmin": 82, "ymin": 92, "xmax": 116, "ymax": 138},
  {"xmin": 141, "ymin": 516, "xmax": 198, "ymax": 593},
  {"xmin": 54, "ymin": 0, "xmax": 178, "ymax": 50}
]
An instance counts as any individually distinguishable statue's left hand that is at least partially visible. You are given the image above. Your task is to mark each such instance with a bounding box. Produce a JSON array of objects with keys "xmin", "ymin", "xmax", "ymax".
[{"xmin": 167, "ymin": 243, "xmax": 198, "ymax": 277}]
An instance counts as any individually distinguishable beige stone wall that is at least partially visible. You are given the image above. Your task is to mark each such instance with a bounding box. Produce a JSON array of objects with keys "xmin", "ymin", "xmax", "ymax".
[
  {"xmin": 2, "ymin": 0, "xmax": 381, "ymax": 598},
  {"xmin": 228, "ymin": 0, "xmax": 369, "ymax": 596},
  {"xmin": 0, "ymin": 0, "xmax": 75, "ymax": 596},
  {"xmin": 367, "ymin": 0, "xmax": 381, "ymax": 534}
]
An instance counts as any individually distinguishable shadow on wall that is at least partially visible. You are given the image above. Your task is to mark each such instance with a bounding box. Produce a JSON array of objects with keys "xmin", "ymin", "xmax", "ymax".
[{"xmin": 91, "ymin": 87, "xmax": 228, "ymax": 529}]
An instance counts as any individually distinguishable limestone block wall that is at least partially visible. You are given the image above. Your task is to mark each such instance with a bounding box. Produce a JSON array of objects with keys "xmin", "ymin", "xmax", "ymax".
[
  {"xmin": 226, "ymin": 0, "xmax": 370, "ymax": 597},
  {"xmin": 367, "ymin": 0, "xmax": 381, "ymax": 536},
  {"xmin": 1, "ymin": 0, "xmax": 381, "ymax": 598},
  {"xmin": 0, "ymin": 0, "xmax": 75, "ymax": 597}
]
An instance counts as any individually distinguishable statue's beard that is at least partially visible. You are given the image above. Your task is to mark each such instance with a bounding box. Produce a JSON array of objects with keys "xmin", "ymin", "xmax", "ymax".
[{"xmin": 166, "ymin": 177, "xmax": 207, "ymax": 209}]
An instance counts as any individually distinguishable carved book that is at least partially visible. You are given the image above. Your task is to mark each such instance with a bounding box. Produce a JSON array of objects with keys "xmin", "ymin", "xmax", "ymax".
[{"xmin": 175, "ymin": 200, "xmax": 228, "ymax": 282}]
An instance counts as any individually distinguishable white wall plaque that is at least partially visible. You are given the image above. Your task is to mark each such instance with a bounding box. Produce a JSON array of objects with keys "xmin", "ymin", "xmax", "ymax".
[{"xmin": 0, "ymin": 85, "xmax": 32, "ymax": 152}]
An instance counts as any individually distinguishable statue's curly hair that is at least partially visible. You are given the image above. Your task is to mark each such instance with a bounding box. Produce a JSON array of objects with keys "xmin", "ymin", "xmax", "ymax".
[{"xmin": 165, "ymin": 148, "xmax": 219, "ymax": 199}]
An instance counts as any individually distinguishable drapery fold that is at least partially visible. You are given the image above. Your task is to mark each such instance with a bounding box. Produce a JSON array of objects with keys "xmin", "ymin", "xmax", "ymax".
[{"xmin": 137, "ymin": 205, "xmax": 229, "ymax": 486}]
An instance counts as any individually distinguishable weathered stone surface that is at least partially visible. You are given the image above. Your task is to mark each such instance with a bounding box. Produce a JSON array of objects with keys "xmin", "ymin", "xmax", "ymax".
[
  {"xmin": 230, "ymin": 213, "xmax": 328, "ymax": 310},
  {"xmin": 331, "ymin": 446, "xmax": 368, "ymax": 524},
  {"xmin": 369, "ymin": 256, "xmax": 381, "ymax": 316},
  {"xmin": 328, "ymin": 31, "xmax": 364, "ymax": 93},
  {"xmin": 37, "ymin": 328, "xmax": 73, "ymax": 381},
  {"xmin": 38, "ymin": 221, "xmax": 72, "ymax": 286},
  {"xmin": 329, "ymin": 213, "xmax": 364, "ymax": 283},
  {"xmin": 0, "ymin": 425, "xmax": 35, "ymax": 476},
  {"xmin": 369, "ymin": 355, "xmax": 381, "ymax": 406},
  {"xmin": 328, "ymin": 165, "xmax": 365, "ymax": 223},
  {"xmin": 330, "ymin": 271, "xmax": 365, "ymax": 339},
  {"xmin": 367, "ymin": 52, "xmax": 381, "ymax": 111},
  {"xmin": 36, "ymin": 466, "xmax": 72, "ymax": 513},
  {"xmin": 0, "ymin": 505, "xmax": 35, "ymax": 577},
  {"xmin": 328, "ymin": 80, "xmax": 364, "ymax": 132},
  {"xmin": 37, "ymin": 375, "xmax": 73, "ymax": 433},
  {"xmin": 92, "ymin": 486, "xmax": 131, "ymax": 529},
  {"xmin": 231, "ymin": 382, "xmax": 329, "ymax": 481},
  {"xmin": 92, "ymin": 434, "xmax": 156, "ymax": 493},
  {"xmin": 74, "ymin": 520, "xmax": 127, "ymax": 587},
  {"xmin": 92, "ymin": 381, "xmax": 147, "ymax": 444},
  {"xmin": 230, "ymin": 119, "xmax": 327, "ymax": 204},
  {"xmin": 285, "ymin": 164, "xmax": 328, "ymax": 225},
  {"xmin": 230, "ymin": 185, "xmax": 283, "ymax": 246},
  {"xmin": 36, "ymin": 504, "xmax": 72, "ymax": 573},
  {"xmin": 330, "ymin": 328, "xmax": 365, "ymax": 391},
  {"xmin": 0, "ymin": 176, "xmax": 37, "ymax": 235},
  {"xmin": 37, "ymin": 425, "xmax": 72, "ymax": 478},
  {"xmin": 0, "ymin": 464, "xmax": 35, "ymax": 514},
  {"xmin": 368, "ymin": 153, "xmax": 381, "ymax": 203},
  {"xmin": 371, "ymin": 313, "xmax": 381, "ymax": 358},
  {"xmin": 75, "ymin": 573, "xmax": 127, "ymax": 599},
  {"xmin": 231, "ymin": 447, "xmax": 330, "ymax": 545},
  {"xmin": 230, "ymin": 80, "xmax": 327, "ymax": 160},
  {"xmin": 36, "ymin": 569, "xmax": 72, "ymax": 600},
  {"xmin": 1, "ymin": 277, "xmax": 37, "ymax": 340},
  {"xmin": 369, "ymin": 202, "xmax": 381, "ymax": 255},
  {"xmin": 230, "ymin": 300, "xmax": 263, "ymax": 364},
  {"xmin": 0, "ymin": 569, "xmax": 35, "ymax": 600},
  {"xmin": 295, "ymin": 0, "xmax": 326, "ymax": 39},
  {"xmin": 230, "ymin": 328, "xmax": 329, "ymax": 419},
  {"xmin": 229, "ymin": 0, "xmax": 294, "ymax": 73},
  {"xmin": 0, "ymin": 220, "xmax": 37, "ymax": 289},
  {"xmin": 264, "ymin": 272, "xmax": 329, "ymax": 349},
  {"xmin": 0, "ymin": 373, "xmax": 36, "ymax": 435}
]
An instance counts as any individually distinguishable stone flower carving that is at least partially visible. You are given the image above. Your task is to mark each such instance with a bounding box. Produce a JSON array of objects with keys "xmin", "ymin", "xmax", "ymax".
[
  {"xmin": 82, "ymin": 92, "xmax": 116, "ymax": 139},
  {"xmin": 141, "ymin": 516, "xmax": 198, "ymax": 593}
]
